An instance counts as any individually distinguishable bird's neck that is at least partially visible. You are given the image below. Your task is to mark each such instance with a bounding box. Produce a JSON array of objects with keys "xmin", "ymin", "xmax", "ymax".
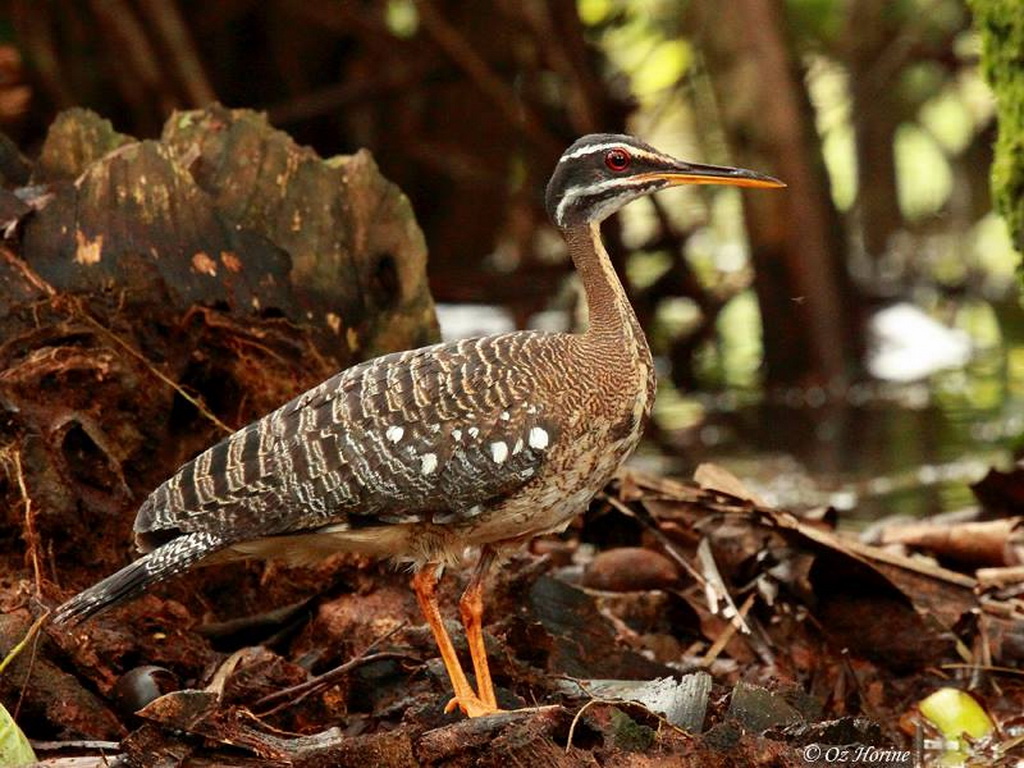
[{"xmin": 565, "ymin": 222, "xmax": 652, "ymax": 365}]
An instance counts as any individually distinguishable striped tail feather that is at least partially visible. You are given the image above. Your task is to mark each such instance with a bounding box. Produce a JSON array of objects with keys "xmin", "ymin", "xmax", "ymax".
[{"xmin": 51, "ymin": 531, "xmax": 223, "ymax": 625}]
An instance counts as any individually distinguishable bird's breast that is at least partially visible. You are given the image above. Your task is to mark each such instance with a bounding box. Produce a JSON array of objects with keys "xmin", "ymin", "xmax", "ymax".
[{"xmin": 457, "ymin": 352, "xmax": 656, "ymax": 549}]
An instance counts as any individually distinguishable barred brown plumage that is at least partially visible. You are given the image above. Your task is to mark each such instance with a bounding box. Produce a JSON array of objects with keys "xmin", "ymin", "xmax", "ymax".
[{"xmin": 52, "ymin": 134, "xmax": 784, "ymax": 717}]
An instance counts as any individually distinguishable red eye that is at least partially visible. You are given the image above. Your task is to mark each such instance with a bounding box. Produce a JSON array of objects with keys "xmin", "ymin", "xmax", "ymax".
[{"xmin": 604, "ymin": 148, "xmax": 631, "ymax": 172}]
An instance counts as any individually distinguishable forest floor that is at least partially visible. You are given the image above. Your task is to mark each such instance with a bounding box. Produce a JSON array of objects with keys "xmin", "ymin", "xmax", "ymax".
[{"xmin": 4, "ymin": 464, "xmax": 1024, "ymax": 766}]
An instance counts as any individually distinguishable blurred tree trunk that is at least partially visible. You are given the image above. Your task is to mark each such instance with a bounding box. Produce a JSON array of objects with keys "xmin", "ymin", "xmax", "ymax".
[
  {"xmin": 844, "ymin": 0, "xmax": 905, "ymax": 273},
  {"xmin": 690, "ymin": 0, "xmax": 863, "ymax": 388},
  {"xmin": 970, "ymin": 0, "xmax": 1024, "ymax": 264}
]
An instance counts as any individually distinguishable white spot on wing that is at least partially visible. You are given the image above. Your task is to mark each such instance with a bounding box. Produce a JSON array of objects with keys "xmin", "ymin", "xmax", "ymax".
[
  {"xmin": 420, "ymin": 452, "xmax": 438, "ymax": 475},
  {"xmin": 452, "ymin": 428, "xmax": 463, "ymax": 441},
  {"xmin": 529, "ymin": 426, "xmax": 549, "ymax": 450},
  {"xmin": 386, "ymin": 425, "xmax": 404, "ymax": 443},
  {"xmin": 490, "ymin": 441, "xmax": 508, "ymax": 464},
  {"xmin": 469, "ymin": 426, "xmax": 480, "ymax": 438},
  {"xmin": 513, "ymin": 438, "xmax": 523, "ymax": 455},
  {"xmin": 500, "ymin": 411, "xmax": 510, "ymax": 421}
]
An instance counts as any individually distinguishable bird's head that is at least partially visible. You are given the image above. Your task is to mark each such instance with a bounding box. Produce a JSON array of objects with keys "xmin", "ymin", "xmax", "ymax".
[{"xmin": 545, "ymin": 133, "xmax": 785, "ymax": 228}]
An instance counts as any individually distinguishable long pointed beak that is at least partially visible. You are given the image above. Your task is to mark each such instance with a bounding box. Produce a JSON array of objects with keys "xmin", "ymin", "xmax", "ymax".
[{"xmin": 640, "ymin": 161, "xmax": 786, "ymax": 189}]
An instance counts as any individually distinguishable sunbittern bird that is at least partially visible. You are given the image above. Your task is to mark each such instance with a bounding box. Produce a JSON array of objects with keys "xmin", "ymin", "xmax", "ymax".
[{"xmin": 53, "ymin": 135, "xmax": 784, "ymax": 717}]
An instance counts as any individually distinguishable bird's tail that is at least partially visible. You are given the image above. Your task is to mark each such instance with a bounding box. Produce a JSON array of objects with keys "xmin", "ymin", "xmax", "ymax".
[{"xmin": 51, "ymin": 531, "xmax": 223, "ymax": 625}]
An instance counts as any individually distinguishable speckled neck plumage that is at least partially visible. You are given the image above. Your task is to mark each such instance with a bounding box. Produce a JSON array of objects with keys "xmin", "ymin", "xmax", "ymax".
[
  {"xmin": 562, "ymin": 220, "xmax": 655, "ymax": 426},
  {"xmin": 570, "ymin": 221, "xmax": 651, "ymax": 355}
]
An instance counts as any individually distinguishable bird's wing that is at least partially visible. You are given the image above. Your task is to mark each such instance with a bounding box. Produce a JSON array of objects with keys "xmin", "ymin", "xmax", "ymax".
[{"xmin": 135, "ymin": 332, "xmax": 563, "ymax": 549}]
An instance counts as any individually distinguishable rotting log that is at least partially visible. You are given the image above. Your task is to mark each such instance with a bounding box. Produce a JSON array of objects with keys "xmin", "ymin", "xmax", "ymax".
[{"xmin": 0, "ymin": 104, "xmax": 438, "ymax": 598}]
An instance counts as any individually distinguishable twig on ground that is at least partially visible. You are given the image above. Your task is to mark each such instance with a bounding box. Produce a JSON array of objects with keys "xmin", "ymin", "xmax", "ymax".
[{"xmin": 253, "ymin": 622, "xmax": 412, "ymax": 715}]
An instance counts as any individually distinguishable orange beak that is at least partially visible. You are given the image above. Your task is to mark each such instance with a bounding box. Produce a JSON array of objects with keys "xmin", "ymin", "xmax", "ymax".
[{"xmin": 639, "ymin": 162, "xmax": 786, "ymax": 189}]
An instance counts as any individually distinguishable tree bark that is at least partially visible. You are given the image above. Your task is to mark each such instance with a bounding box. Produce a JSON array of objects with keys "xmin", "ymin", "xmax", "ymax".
[{"xmin": 845, "ymin": 0, "xmax": 906, "ymax": 271}]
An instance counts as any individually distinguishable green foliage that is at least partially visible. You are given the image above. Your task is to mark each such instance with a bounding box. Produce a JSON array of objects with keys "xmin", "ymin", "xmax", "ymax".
[
  {"xmin": 578, "ymin": 0, "xmax": 615, "ymax": 25},
  {"xmin": 0, "ymin": 704, "xmax": 35, "ymax": 766},
  {"xmin": 970, "ymin": 0, "xmax": 1024, "ymax": 261},
  {"xmin": 385, "ymin": 0, "xmax": 419, "ymax": 39},
  {"xmin": 895, "ymin": 124, "xmax": 953, "ymax": 219},
  {"xmin": 785, "ymin": 0, "xmax": 844, "ymax": 44},
  {"xmin": 577, "ymin": 0, "xmax": 693, "ymax": 105},
  {"xmin": 919, "ymin": 687, "xmax": 995, "ymax": 764}
]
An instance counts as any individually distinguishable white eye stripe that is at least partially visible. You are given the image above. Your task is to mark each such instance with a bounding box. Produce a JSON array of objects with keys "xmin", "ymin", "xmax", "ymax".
[
  {"xmin": 558, "ymin": 141, "xmax": 627, "ymax": 162},
  {"xmin": 558, "ymin": 141, "xmax": 665, "ymax": 165}
]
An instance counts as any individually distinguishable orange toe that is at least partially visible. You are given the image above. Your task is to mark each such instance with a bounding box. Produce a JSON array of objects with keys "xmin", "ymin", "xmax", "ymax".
[{"xmin": 445, "ymin": 693, "xmax": 504, "ymax": 718}]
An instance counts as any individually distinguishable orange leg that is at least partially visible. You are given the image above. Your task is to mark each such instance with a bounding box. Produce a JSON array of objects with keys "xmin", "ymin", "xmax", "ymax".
[
  {"xmin": 459, "ymin": 546, "xmax": 499, "ymax": 710},
  {"xmin": 412, "ymin": 564, "xmax": 497, "ymax": 717}
]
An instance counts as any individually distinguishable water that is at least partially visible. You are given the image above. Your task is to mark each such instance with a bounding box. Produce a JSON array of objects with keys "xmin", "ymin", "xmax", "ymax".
[
  {"xmin": 647, "ymin": 357, "xmax": 1023, "ymax": 527},
  {"xmin": 436, "ymin": 301, "xmax": 1024, "ymax": 526}
]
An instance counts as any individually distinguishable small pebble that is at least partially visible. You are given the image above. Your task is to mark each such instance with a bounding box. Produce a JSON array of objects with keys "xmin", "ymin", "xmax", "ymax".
[
  {"xmin": 112, "ymin": 665, "xmax": 180, "ymax": 716},
  {"xmin": 582, "ymin": 547, "xmax": 679, "ymax": 592}
]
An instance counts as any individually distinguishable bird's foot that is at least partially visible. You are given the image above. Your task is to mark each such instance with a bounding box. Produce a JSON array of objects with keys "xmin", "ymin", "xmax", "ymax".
[{"xmin": 444, "ymin": 692, "xmax": 503, "ymax": 718}]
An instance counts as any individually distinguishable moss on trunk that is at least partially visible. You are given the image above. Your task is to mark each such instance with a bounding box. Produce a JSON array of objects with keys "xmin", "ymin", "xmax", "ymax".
[{"xmin": 970, "ymin": 0, "xmax": 1024, "ymax": 266}]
